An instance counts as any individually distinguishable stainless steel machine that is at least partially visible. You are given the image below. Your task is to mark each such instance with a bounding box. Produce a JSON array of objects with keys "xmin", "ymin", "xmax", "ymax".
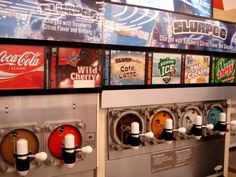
[
  {"xmin": 0, "ymin": 94, "xmax": 97, "ymax": 177},
  {"xmin": 106, "ymin": 100, "xmax": 227, "ymax": 177}
]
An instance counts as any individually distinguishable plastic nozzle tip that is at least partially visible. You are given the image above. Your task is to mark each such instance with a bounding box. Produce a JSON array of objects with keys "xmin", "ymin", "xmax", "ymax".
[
  {"xmin": 195, "ymin": 116, "xmax": 202, "ymax": 126},
  {"xmin": 17, "ymin": 139, "xmax": 28, "ymax": 156},
  {"xmin": 220, "ymin": 113, "xmax": 226, "ymax": 122},
  {"xmin": 65, "ymin": 163, "xmax": 75, "ymax": 169},
  {"xmin": 131, "ymin": 122, "xmax": 140, "ymax": 134},
  {"xmin": 18, "ymin": 170, "xmax": 29, "ymax": 176},
  {"xmin": 165, "ymin": 118, "xmax": 173, "ymax": 130},
  {"xmin": 64, "ymin": 134, "xmax": 75, "ymax": 149}
]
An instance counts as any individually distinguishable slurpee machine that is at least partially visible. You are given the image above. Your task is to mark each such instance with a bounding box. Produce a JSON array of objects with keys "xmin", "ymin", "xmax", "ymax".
[
  {"xmin": 102, "ymin": 88, "xmax": 235, "ymax": 177},
  {"xmin": 0, "ymin": 94, "xmax": 97, "ymax": 177}
]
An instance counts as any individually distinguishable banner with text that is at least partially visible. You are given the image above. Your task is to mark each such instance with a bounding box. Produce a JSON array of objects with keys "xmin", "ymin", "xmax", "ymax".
[
  {"xmin": 104, "ymin": 3, "xmax": 236, "ymax": 53},
  {"xmin": 0, "ymin": 0, "xmax": 103, "ymax": 43}
]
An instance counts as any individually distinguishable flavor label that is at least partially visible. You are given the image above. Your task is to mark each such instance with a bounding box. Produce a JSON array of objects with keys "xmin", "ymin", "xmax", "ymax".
[
  {"xmin": 152, "ymin": 53, "xmax": 182, "ymax": 84},
  {"xmin": 213, "ymin": 57, "xmax": 236, "ymax": 83},
  {"xmin": 184, "ymin": 55, "xmax": 210, "ymax": 84},
  {"xmin": 0, "ymin": 45, "xmax": 45, "ymax": 89},
  {"xmin": 55, "ymin": 48, "xmax": 102, "ymax": 88},
  {"xmin": 110, "ymin": 51, "xmax": 145, "ymax": 85},
  {"xmin": 151, "ymin": 147, "xmax": 195, "ymax": 174}
]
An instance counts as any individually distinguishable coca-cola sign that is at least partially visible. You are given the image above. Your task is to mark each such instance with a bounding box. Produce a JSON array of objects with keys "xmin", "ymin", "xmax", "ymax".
[
  {"xmin": 0, "ymin": 51, "xmax": 41, "ymax": 67},
  {"xmin": 0, "ymin": 45, "xmax": 45, "ymax": 89}
]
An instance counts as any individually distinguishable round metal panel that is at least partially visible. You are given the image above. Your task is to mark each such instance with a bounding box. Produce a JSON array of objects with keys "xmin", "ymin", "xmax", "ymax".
[
  {"xmin": 0, "ymin": 129, "xmax": 39, "ymax": 165},
  {"xmin": 150, "ymin": 108, "xmax": 175, "ymax": 139},
  {"xmin": 113, "ymin": 111, "xmax": 145, "ymax": 146},
  {"xmin": 48, "ymin": 125, "xmax": 82, "ymax": 159},
  {"xmin": 181, "ymin": 106, "xmax": 201, "ymax": 133},
  {"xmin": 207, "ymin": 105, "xmax": 224, "ymax": 126}
]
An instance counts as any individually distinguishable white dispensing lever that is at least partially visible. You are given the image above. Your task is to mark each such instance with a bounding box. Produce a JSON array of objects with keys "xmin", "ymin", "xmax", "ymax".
[
  {"xmin": 62, "ymin": 134, "xmax": 93, "ymax": 169},
  {"xmin": 15, "ymin": 139, "xmax": 47, "ymax": 176},
  {"xmin": 190, "ymin": 116, "xmax": 213, "ymax": 140},
  {"xmin": 160, "ymin": 119, "xmax": 186, "ymax": 143},
  {"xmin": 130, "ymin": 122, "xmax": 154, "ymax": 150}
]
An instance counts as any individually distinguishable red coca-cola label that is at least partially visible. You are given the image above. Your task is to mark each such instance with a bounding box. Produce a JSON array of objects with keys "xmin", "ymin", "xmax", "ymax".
[{"xmin": 0, "ymin": 45, "xmax": 45, "ymax": 89}]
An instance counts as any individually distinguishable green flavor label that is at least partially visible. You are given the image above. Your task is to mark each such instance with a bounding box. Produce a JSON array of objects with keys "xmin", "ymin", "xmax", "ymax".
[
  {"xmin": 158, "ymin": 58, "xmax": 176, "ymax": 83},
  {"xmin": 214, "ymin": 58, "xmax": 235, "ymax": 83}
]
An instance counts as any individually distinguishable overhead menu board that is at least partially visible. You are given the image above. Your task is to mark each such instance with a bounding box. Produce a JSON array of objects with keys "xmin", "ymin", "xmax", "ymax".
[
  {"xmin": 0, "ymin": 0, "xmax": 103, "ymax": 43},
  {"xmin": 1, "ymin": 1, "xmax": 236, "ymax": 55},
  {"xmin": 106, "ymin": 0, "xmax": 212, "ymax": 17},
  {"xmin": 104, "ymin": 3, "xmax": 236, "ymax": 53}
]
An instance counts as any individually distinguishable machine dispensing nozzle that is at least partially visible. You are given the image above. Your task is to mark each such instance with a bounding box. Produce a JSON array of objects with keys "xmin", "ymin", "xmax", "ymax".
[
  {"xmin": 190, "ymin": 116, "xmax": 213, "ymax": 140},
  {"xmin": 213, "ymin": 112, "xmax": 227, "ymax": 135},
  {"xmin": 160, "ymin": 118, "xmax": 186, "ymax": 143},
  {"xmin": 62, "ymin": 134, "xmax": 93, "ymax": 168},
  {"xmin": 214, "ymin": 113, "xmax": 236, "ymax": 135},
  {"xmin": 14, "ymin": 139, "xmax": 47, "ymax": 176},
  {"xmin": 129, "ymin": 122, "xmax": 154, "ymax": 150}
]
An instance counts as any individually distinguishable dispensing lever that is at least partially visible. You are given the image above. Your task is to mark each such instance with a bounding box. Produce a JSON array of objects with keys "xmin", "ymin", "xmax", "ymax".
[
  {"xmin": 62, "ymin": 134, "xmax": 93, "ymax": 169},
  {"xmin": 75, "ymin": 146, "xmax": 93, "ymax": 154},
  {"xmin": 15, "ymin": 139, "xmax": 47, "ymax": 176},
  {"xmin": 140, "ymin": 131, "xmax": 154, "ymax": 139},
  {"xmin": 129, "ymin": 122, "xmax": 154, "ymax": 149},
  {"xmin": 160, "ymin": 119, "xmax": 186, "ymax": 143},
  {"xmin": 214, "ymin": 113, "xmax": 236, "ymax": 135}
]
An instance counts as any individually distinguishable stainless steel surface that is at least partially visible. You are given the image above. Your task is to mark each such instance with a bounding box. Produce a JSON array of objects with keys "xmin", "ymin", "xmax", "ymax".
[
  {"xmin": 0, "ymin": 94, "xmax": 97, "ymax": 177},
  {"xmin": 106, "ymin": 139, "xmax": 225, "ymax": 177},
  {"xmin": 106, "ymin": 101, "xmax": 226, "ymax": 177},
  {"xmin": 102, "ymin": 87, "xmax": 236, "ymax": 108}
]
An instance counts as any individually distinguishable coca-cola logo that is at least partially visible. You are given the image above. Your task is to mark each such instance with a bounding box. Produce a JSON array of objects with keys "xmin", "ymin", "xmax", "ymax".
[{"xmin": 0, "ymin": 51, "xmax": 41, "ymax": 66}]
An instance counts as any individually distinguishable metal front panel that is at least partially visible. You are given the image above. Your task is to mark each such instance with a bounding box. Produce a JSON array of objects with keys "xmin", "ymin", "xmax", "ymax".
[
  {"xmin": 106, "ymin": 139, "xmax": 224, "ymax": 177},
  {"xmin": 106, "ymin": 101, "xmax": 226, "ymax": 177},
  {"xmin": 0, "ymin": 94, "xmax": 97, "ymax": 177},
  {"xmin": 101, "ymin": 87, "xmax": 235, "ymax": 108}
]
